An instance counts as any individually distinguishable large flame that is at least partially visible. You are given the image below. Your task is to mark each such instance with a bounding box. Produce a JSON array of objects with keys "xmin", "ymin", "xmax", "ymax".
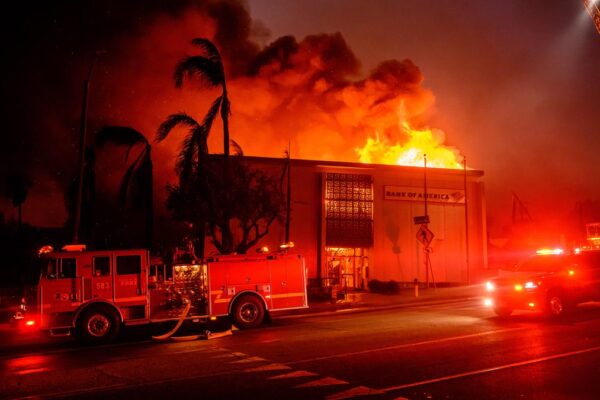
[{"xmin": 356, "ymin": 122, "xmax": 463, "ymax": 169}]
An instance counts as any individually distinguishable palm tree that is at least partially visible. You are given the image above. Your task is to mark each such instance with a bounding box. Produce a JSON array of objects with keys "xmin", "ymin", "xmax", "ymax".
[
  {"xmin": 174, "ymin": 38, "xmax": 231, "ymax": 159},
  {"xmin": 94, "ymin": 126, "xmax": 153, "ymax": 248},
  {"xmin": 156, "ymin": 105, "xmax": 221, "ymax": 258},
  {"xmin": 5, "ymin": 173, "xmax": 31, "ymax": 230}
]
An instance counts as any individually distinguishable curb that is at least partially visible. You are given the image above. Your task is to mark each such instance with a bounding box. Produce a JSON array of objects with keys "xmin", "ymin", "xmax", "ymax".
[{"xmin": 277, "ymin": 295, "xmax": 480, "ymax": 319}]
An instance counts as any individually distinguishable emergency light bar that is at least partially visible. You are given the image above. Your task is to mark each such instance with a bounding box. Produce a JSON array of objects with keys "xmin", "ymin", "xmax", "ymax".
[{"xmin": 535, "ymin": 248, "xmax": 563, "ymax": 255}]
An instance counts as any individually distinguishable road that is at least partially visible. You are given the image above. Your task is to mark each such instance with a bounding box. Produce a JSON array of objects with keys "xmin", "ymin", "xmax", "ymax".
[{"xmin": 2, "ymin": 298, "xmax": 600, "ymax": 399}]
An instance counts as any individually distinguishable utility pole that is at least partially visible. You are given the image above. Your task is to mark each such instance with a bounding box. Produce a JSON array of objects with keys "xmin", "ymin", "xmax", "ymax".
[
  {"xmin": 463, "ymin": 157, "xmax": 470, "ymax": 285},
  {"xmin": 423, "ymin": 154, "xmax": 435, "ymax": 289},
  {"xmin": 73, "ymin": 53, "xmax": 102, "ymax": 243},
  {"xmin": 285, "ymin": 142, "xmax": 291, "ymax": 243}
]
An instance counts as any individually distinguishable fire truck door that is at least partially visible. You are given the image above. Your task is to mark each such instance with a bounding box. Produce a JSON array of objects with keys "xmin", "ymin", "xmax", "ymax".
[
  {"xmin": 91, "ymin": 255, "xmax": 113, "ymax": 300},
  {"xmin": 270, "ymin": 257, "xmax": 306, "ymax": 309},
  {"xmin": 41, "ymin": 257, "xmax": 81, "ymax": 313},
  {"xmin": 113, "ymin": 254, "xmax": 147, "ymax": 301}
]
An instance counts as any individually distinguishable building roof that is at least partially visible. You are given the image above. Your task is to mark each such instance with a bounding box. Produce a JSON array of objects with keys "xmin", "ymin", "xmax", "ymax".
[{"xmin": 241, "ymin": 155, "xmax": 484, "ymax": 178}]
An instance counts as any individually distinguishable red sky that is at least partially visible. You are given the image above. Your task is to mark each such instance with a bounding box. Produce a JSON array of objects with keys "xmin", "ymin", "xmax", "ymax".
[{"xmin": 1, "ymin": 0, "xmax": 599, "ymax": 238}]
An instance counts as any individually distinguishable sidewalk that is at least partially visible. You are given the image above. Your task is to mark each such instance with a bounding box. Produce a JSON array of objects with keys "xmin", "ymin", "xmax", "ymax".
[{"xmin": 289, "ymin": 283, "xmax": 485, "ymax": 316}]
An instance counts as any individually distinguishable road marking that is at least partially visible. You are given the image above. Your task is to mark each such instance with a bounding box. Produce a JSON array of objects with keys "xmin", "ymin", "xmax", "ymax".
[
  {"xmin": 244, "ymin": 363, "xmax": 291, "ymax": 372},
  {"xmin": 229, "ymin": 356, "xmax": 266, "ymax": 364},
  {"xmin": 268, "ymin": 370, "xmax": 317, "ymax": 380},
  {"xmin": 288, "ymin": 327, "xmax": 525, "ymax": 365},
  {"xmin": 381, "ymin": 345, "xmax": 600, "ymax": 392},
  {"xmin": 326, "ymin": 386, "xmax": 385, "ymax": 399},
  {"xmin": 294, "ymin": 377, "xmax": 348, "ymax": 388}
]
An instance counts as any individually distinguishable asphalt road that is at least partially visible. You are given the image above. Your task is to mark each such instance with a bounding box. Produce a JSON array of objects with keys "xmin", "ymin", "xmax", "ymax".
[{"xmin": 2, "ymin": 299, "xmax": 600, "ymax": 399}]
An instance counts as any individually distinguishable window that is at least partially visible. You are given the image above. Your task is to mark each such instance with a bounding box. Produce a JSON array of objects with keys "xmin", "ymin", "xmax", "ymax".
[
  {"xmin": 325, "ymin": 173, "xmax": 374, "ymax": 247},
  {"xmin": 93, "ymin": 256, "xmax": 111, "ymax": 277},
  {"xmin": 60, "ymin": 258, "xmax": 77, "ymax": 279},
  {"xmin": 45, "ymin": 258, "xmax": 58, "ymax": 279},
  {"xmin": 116, "ymin": 255, "xmax": 142, "ymax": 275}
]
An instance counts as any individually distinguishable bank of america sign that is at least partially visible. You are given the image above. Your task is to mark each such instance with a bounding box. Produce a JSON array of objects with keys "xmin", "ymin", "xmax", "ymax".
[{"xmin": 384, "ymin": 186, "xmax": 465, "ymax": 204}]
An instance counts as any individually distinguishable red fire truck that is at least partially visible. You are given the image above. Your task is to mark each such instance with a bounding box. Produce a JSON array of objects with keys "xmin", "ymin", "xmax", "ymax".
[{"xmin": 16, "ymin": 245, "xmax": 307, "ymax": 343}]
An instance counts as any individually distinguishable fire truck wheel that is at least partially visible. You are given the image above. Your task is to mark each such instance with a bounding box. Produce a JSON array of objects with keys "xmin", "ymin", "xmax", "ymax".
[
  {"xmin": 76, "ymin": 305, "xmax": 121, "ymax": 344},
  {"xmin": 544, "ymin": 290, "xmax": 570, "ymax": 318},
  {"xmin": 232, "ymin": 295, "xmax": 265, "ymax": 329}
]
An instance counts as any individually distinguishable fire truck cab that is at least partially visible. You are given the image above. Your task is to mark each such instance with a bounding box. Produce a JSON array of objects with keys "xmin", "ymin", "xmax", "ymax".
[{"xmin": 27, "ymin": 245, "xmax": 308, "ymax": 343}]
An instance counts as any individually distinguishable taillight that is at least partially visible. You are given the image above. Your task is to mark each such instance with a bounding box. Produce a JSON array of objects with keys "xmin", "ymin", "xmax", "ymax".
[
  {"xmin": 514, "ymin": 284, "xmax": 523, "ymax": 291},
  {"xmin": 25, "ymin": 320, "xmax": 35, "ymax": 327}
]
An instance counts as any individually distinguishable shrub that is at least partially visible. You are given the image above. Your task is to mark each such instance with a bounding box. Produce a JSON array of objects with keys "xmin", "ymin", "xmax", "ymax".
[{"xmin": 368, "ymin": 279, "xmax": 400, "ymax": 294}]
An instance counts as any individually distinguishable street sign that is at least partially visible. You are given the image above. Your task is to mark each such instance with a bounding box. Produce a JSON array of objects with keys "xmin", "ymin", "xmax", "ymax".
[
  {"xmin": 413, "ymin": 215, "xmax": 430, "ymax": 225},
  {"xmin": 416, "ymin": 224, "xmax": 434, "ymax": 246}
]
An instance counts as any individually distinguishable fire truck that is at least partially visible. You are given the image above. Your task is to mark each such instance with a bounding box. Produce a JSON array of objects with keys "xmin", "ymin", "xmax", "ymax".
[{"xmin": 17, "ymin": 245, "xmax": 307, "ymax": 343}]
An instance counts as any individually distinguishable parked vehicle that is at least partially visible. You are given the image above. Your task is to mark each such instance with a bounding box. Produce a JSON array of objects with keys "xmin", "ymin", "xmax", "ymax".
[{"xmin": 13, "ymin": 245, "xmax": 307, "ymax": 343}]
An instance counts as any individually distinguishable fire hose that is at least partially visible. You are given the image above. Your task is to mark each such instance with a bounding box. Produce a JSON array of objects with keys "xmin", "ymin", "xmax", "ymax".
[
  {"xmin": 151, "ymin": 298, "xmax": 199, "ymax": 341},
  {"xmin": 151, "ymin": 298, "xmax": 232, "ymax": 342}
]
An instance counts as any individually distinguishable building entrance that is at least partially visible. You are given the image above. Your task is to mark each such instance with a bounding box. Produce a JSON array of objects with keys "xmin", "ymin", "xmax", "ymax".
[{"xmin": 325, "ymin": 247, "xmax": 369, "ymax": 290}]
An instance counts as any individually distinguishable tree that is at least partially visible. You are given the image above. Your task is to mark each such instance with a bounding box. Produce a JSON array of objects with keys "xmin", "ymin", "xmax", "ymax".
[
  {"xmin": 174, "ymin": 38, "xmax": 231, "ymax": 159},
  {"xmin": 156, "ymin": 108, "xmax": 220, "ymax": 258},
  {"xmin": 80, "ymin": 126, "xmax": 153, "ymax": 249},
  {"xmin": 161, "ymin": 38, "xmax": 237, "ymax": 255},
  {"xmin": 161, "ymin": 39, "xmax": 285, "ymax": 255},
  {"xmin": 166, "ymin": 156, "xmax": 285, "ymax": 254},
  {"xmin": 4, "ymin": 172, "xmax": 31, "ymax": 230}
]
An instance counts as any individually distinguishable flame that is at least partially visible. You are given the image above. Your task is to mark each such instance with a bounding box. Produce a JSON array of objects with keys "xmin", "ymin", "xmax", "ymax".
[{"xmin": 356, "ymin": 122, "xmax": 463, "ymax": 169}]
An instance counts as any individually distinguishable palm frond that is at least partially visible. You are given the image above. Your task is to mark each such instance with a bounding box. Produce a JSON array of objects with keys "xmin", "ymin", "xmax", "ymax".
[
  {"xmin": 176, "ymin": 133, "xmax": 198, "ymax": 182},
  {"xmin": 173, "ymin": 56, "xmax": 223, "ymax": 88},
  {"xmin": 117, "ymin": 145, "xmax": 150, "ymax": 206},
  {"xmin": 201, "ymin": 96, "xmax": 223, "ymax": 135},
  {"xmin": 156, "ymin": 113, "xmax": 200, "ymax": 142},
  {"xmin": 190, "ymin": 38, "xmax": 222, "ymax": 63},
  {"xmin": 230, "ymin": 139, "xmax": 244, "ymax": 156},
  {"xmin": 95, "ymin": 126, "xmax": 148, "ymax": 148}
]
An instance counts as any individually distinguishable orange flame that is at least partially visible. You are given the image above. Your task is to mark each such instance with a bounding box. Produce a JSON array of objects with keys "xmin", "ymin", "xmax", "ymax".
[{"xmin": 356, "ymin": 122, "xmax": 463, "ymax": 169}]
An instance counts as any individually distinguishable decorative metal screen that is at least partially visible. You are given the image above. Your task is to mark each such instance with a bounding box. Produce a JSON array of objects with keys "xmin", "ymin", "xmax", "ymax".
[{"xmin": 325, "ymin": 173, "xmax": 373, "ymax": 247}]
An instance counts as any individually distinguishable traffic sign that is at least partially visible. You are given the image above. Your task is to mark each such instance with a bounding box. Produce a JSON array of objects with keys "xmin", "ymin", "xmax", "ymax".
[
  {"xmin": 413, "ymin": 215, "xmax": 430, "ymax": 225},
  {"xmin": 416, "ymin": 224, "xmax": 434, "ymax": 246}
]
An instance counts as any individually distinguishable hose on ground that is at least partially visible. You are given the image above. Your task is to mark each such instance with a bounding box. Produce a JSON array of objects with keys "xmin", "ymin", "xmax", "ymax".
[
  {"xmin": 151, "ymin": 299, "xmax": 192, "ymax": 341},
  {"xmin": 151, "ymin": 298, "xmax": 234, "ymax": 342}
]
